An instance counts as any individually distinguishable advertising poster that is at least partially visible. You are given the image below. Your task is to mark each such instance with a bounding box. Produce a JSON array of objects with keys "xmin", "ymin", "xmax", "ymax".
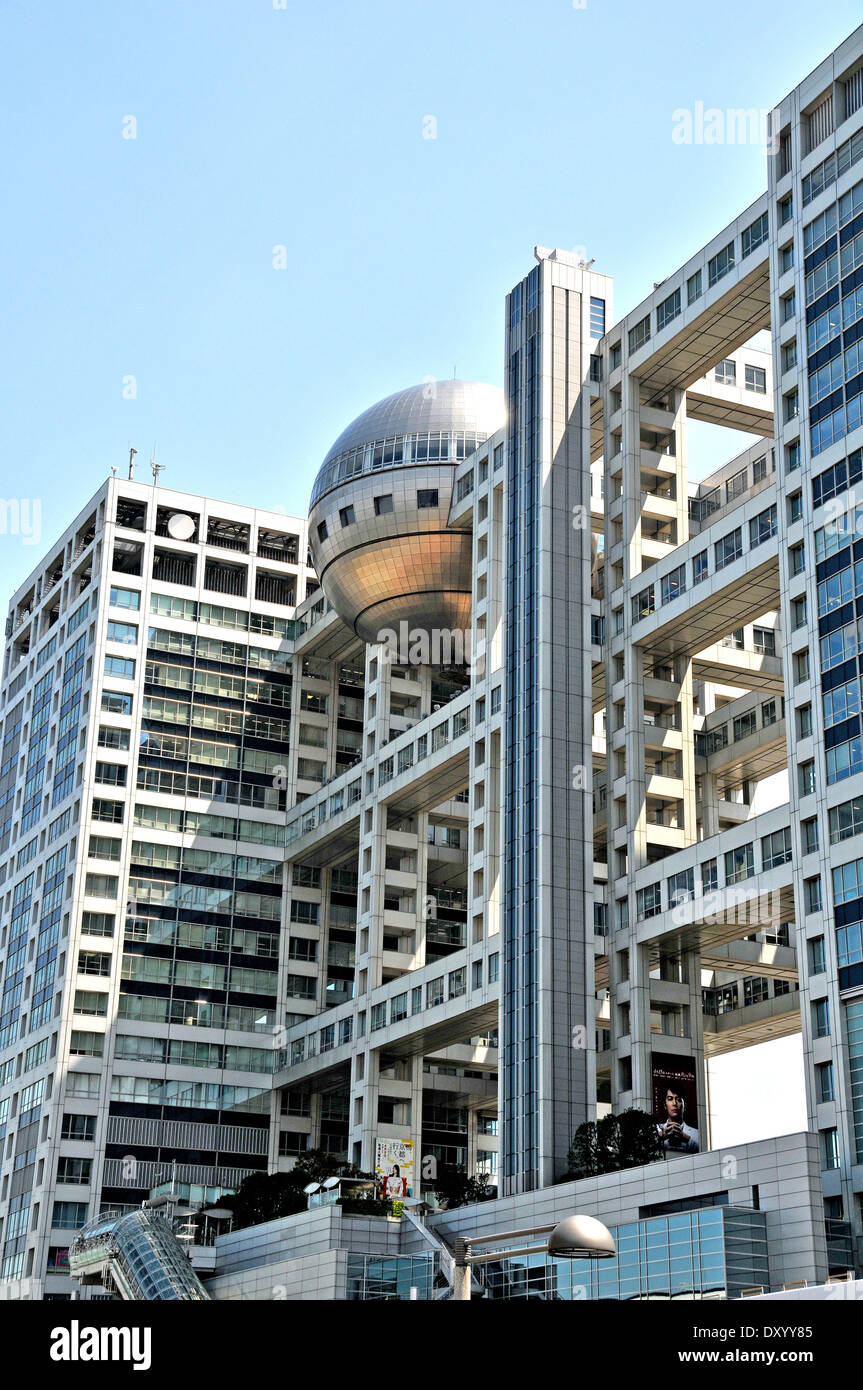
[
  {"xmin": 374, "ymin": 1137, "xmax": 414, "ymax": 1199},
  {"xmin": 651, "ymin": 1053, "xmax": 700, "ymax": 1155}
]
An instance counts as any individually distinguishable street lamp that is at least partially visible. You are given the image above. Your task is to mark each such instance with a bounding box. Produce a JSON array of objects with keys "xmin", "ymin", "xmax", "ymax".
[{"xmin": 452, "ymin": 1214, "xmax": 615, "ymax": 1301}]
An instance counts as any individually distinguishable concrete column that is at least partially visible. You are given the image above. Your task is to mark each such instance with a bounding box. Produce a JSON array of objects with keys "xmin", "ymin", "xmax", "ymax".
[{"xmin": 347, "ymin": 1047, "xmax": 381, "ymax": 1174}]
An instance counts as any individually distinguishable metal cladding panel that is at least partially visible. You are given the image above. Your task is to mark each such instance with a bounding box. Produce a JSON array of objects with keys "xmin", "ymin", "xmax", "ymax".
[{"xmin": 308, "ymin": 381, "xmax": 502, "ymax": 638}]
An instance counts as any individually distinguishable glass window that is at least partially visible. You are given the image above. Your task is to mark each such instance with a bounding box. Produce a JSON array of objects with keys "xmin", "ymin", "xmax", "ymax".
[
  {"xmin": 667, "ymin": 869, "xmax": 694, "ymax": 908},
  {"xmin": 56, "ymin": 1157, "xmax": 92, "ymax": 1184},
  {"xmin": 52, "ymin": 1201, "xmax": 89, "ymax": 1230},
  {"xmin": 656, "ymin": 288, "xmax": 681, "ymax": 332},
  {"xmin": 820, "ymin": 1128, "xmax": 840, "ymax": 1169},
  {"xmin": 715, "ymin": 529, "xmax": 742, "ymax": 570},
  {"xmin": 808, "ymin": 937, "xmax": 826, "ymax": 975},
  {"xmin": 628, "ymin": 316, "xmax": 650, "ymax": 353},
  {"xmin": 741, "ymin": 211, "xmax": 768, "ymax": 258},
  {"xmin": 589, "ymin": 297, "xmax": 606, "ymax": 337},
  {"xmin": 106, "ymin": 620, "xmax": 138, "ymax": 644},
  {"xmin": 826, "ymin": 736, "xmax": 863, "ymax": 784},
  {"xmin": 660, "ymin": 566, "xmax": 685, "ymax": 605},
  {"xmin": 761, "ymin": 828, "xmax": 791, "ymax": 870},
  {"xmin": 724, "ymin": 844, "xmax": 754, "ymax": 885},
  {"xmin": 426, "ymin": 978, "xmax": 444, "ymax": 1009},
  {"xmin": 715, "ymin": 359, "xmax": 736, "ymax": 386},
  {"xmin": 637, "ymin": 883, "xmax": 662, "ymax": 919},
  {"xmin": 830, "ymin": 796, "xmax": 863, "ymax": 843},
  {"xmin": 753, "ymin": 626, "xmax": 775, "ymax": 655},
  {"xmin": 109, "ymin": 586, "xmax": 140, "ymax": 610},
  {"xmin": 805, "ymin": 875, "xmax": 823, "ymax": 912},
  {"xmin": 832, "ymin": 856, "xmax": 863, "ymax": 904},
  {"xmin": 749, "ymin": 507, "xmax": 777, "ymax": 547},
  {"xmin": 708, "ymin": 241, "xmax": 735, "ymax": 286},
  {"xmin": 813, "ymin": 998, "xmax": 831, "ymax": 1038},
  {"xmin": 104, "ymin": 655, "xmax": 135, "ymax": 679},
  {"xmin": 101, "ymin": 691, "xmax": 132, "ymax": 715},
  {"xmin": 802, "ymin": 818, "xmax": 819, "ymax": 854},
  {"xmin": 701, "ymin": 859, "xmax": 718, "ymax": 893}
]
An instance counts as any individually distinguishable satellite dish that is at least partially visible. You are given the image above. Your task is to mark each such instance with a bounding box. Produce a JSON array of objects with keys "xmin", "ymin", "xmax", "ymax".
[
  {"xmin": 166, "ymin": 513, "xmax": 196, "ymax": 541},
  {"xmin": 322, "ymin": 1176, "xmax": 340, "ymax": 1189},
  {"xmin": 303, "ymin": 1183, "xmax": 320, "ymax": 1196}
]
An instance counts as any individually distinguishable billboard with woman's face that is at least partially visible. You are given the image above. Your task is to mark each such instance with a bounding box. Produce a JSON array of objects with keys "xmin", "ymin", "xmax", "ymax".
[
  {"xmin": 652, "ymin": 1054, "xmax": 700, "ymax": 1155},
  {"xmin": 375, "ymin": 1138, "xmax": 414, "ymax": 1199}
]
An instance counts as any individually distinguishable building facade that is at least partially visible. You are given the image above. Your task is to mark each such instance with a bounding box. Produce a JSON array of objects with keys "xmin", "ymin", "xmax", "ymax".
[
  {"xmin": 5, "ymin": 22, "xmax": 863, "ymax": 1301},
  {"xmin": 268, "ymin": 21, "xmax": 863, "ymax": 1285},
  {"xmin": 0, "ymin": 478, "xmax": 314, "ymax": 1295}
]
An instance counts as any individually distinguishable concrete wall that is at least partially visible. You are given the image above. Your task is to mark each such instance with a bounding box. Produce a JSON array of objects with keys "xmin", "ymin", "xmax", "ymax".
[
  {"xmin": 206, "ymin": 1249, "xmax": 348, "ymax": 1301},
  {"xmin": 204, "ymin": 1132, "xmax": 830, "ymax": 1297},
  {"xmin": 429, "ymin": 1131, "xmax": 829, "ymax": 1290}
]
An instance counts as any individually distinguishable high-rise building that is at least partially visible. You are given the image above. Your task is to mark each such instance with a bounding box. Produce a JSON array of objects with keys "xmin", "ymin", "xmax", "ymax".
[
  {"xmin": 0, "ymin": 479, "xmax": 314, "ymax": 1296},
  {"xmin": 6, "ymin": 20, "xmax": 863, "ymax": 1303},
  {"xmin": 260, "ymin": 20, "xmax": 863, "ymax": 1295}
]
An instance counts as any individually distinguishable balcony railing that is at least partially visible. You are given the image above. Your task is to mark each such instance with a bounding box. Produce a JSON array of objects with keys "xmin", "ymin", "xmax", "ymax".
[{"xmin": 426, "ymin": 920, "xmax": 467, "ymax": 948}]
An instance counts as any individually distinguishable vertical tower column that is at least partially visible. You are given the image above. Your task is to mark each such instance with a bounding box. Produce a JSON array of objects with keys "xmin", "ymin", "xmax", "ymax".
[{"xmin": 502, "ymin": 254, "xmax": 613, "ymax": 1192}]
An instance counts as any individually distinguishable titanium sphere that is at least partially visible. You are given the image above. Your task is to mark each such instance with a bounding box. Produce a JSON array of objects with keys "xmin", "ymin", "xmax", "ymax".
[{"xmin": 308, "ymin": 380, "xmax": 504, "ymax": 644}]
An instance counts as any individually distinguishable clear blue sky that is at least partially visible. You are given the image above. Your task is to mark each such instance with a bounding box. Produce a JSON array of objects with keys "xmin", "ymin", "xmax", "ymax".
[{"xmin": 1, "ymin": 0, "xmax": 861, "ymax": 600}]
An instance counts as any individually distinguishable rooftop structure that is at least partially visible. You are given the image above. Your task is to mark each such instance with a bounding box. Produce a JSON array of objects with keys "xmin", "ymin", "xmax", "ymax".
[{"xmin": 308, "ymin": 380, "xmax": 504, "ymax": 642}]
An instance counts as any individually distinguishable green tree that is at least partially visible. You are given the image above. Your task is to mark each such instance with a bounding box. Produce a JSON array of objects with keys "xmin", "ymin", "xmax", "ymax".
[
  {"xmin": 617, "ymin": 1107, "xmax": 665, "ymax": 1168},
  {"xmin": 566, "ymin": 1120, "xmax": 599, "ymax": 1179},
  {"xmin": 432, "ymin": 1164, "xmax": 496, "ymax": 1210},
  {"xmin": 596, "ymin": 1113, "xmax": 621, "ymax": 1173},
  {"xmin": 562, "ymin": 1108, "xmax": 664, "ymax": 1180},
  {"xmin": 223, "ymin": 1151, "xmax": 380, "ymax": 1230},
  {"xmin": 222, "ymin": 1171, "xmax": 308, "ymax": 1229},
  {"xmin": 291, "ymin": 1147, "xmax": 349, "ymax": 1185}
]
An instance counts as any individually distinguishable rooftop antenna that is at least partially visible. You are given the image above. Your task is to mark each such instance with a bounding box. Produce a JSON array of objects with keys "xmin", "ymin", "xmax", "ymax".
[
  {"xmin": 128, "ymin": 446, "xmax": 137, "ymax": 480},
  {"xmin": 110, "ymin": 465, "xmax": 118, "ymax": 477},
  {"xmin": 151, "ymin": 444, "xmax": 164, "ymax": 486}
]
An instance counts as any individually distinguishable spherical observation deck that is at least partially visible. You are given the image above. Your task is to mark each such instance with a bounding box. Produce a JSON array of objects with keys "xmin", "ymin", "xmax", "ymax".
[{"xmin": 308, "ymin": 380, "xmax": 504, "ymax": 644}]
